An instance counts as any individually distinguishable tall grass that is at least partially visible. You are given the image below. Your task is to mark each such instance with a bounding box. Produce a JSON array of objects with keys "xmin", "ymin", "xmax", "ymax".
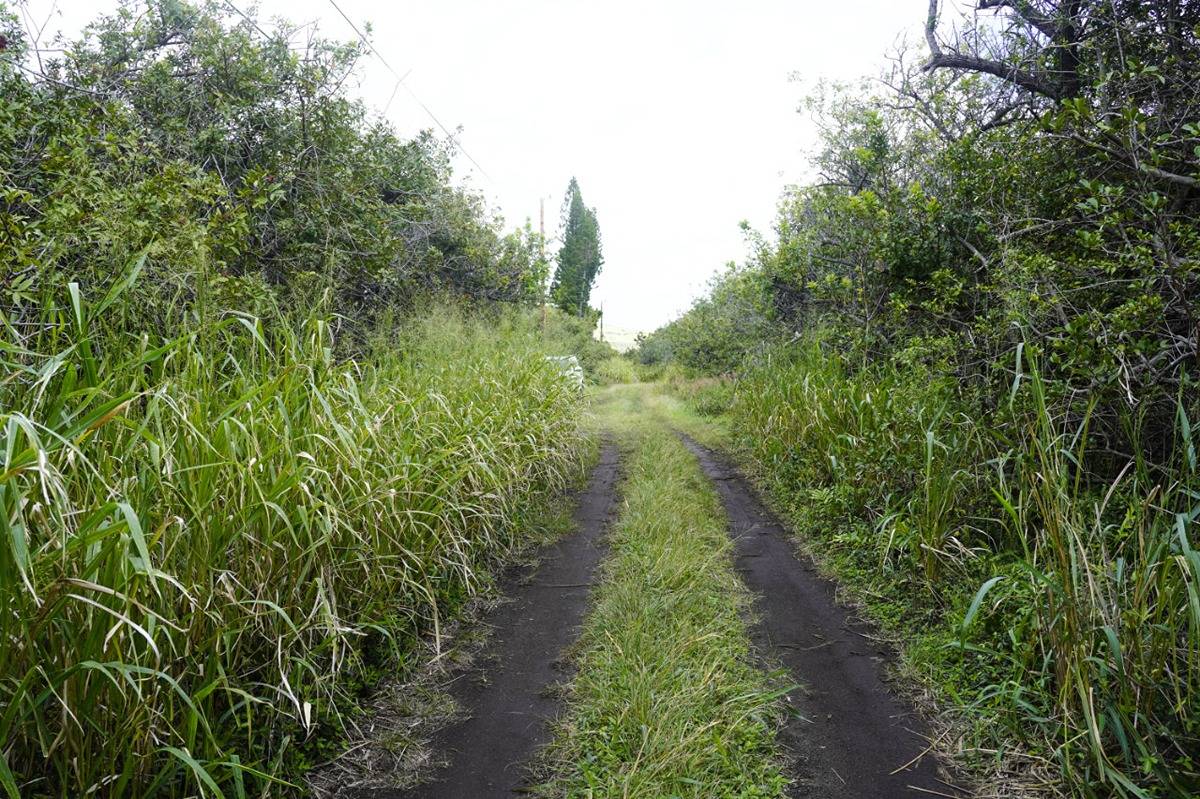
[
  {"xmin": 735, "ymin": 346, "xmax": 981, "ymax": 584},
  {"xmin": 984, "ymin": 364, "xmax": 1200, "ymax": 796},
  {"xmin": 593, "ymin": 355, "xmax": 639, "ymax": 386},
  {"xmin": 731, "ymin": 343, "xmax": 1200, "ymax": 797},
  {"xmin": 0, "ymin": 281, "xmax": 583, "ymax": 796}
]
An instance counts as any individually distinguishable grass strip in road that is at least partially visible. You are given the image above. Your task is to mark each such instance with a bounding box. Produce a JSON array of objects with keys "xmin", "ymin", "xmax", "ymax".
[{"xmin": 538, "ymin": 417, "xmax": 788, "ymax": 799}]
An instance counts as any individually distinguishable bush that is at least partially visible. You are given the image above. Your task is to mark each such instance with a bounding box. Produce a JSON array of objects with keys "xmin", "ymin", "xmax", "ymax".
[
  {"xmin": 0, "ymin": 1, "xmax": 548, "ymax": 334},
  {"xmin": 633, "ymin": 264, "xmax": 774, "ymax": 375}
]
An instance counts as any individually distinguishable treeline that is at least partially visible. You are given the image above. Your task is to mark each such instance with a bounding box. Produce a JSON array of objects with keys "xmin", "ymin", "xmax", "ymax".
[
  {"xmin": 1, "ymin": 0, "xmax": 547, "ymax": 334},
  {"xmin": 641, "ymin": 2, "xmax": 1199, "ymax": 796}
]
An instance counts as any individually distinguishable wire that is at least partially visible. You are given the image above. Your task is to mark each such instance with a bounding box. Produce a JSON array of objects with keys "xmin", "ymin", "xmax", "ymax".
[
  {"xmin": 326, "ymin": 0, "xmax": 395, "ymax": 73},
  {"xmin": 221, "ymin": 0, "xmax": 273, "ymax": 43},
  {"xmin": 325, "ymin": 0, "xmax": 493, "ymax": 182}
]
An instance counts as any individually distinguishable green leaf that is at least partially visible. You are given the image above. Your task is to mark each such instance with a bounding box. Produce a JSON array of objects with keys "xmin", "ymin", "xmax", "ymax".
[
  {"xmin": 1178, "ymin": 400, "xmax": 1196, "ymax": 475},
  {"xmin": 92, "ymin": 248, "xmax": 149, "ymax": 319},
  {"xmin": 163, "ymin": 747, "xmax": 224, "ymax": 799},
  {"xmin": 0, "ymin": 749, "xmax": 21, "ymax": 799},
  {"xmin": 1009, "ymin": 342, "xmax": 1024, "ymax": 406},
  {"xmin": 118, "ymin": 502, "xmax": 157, "ymax": 589},
  {"xmin": 963, "ymin": 575, "xmax": 1005, "ymax": 632}
]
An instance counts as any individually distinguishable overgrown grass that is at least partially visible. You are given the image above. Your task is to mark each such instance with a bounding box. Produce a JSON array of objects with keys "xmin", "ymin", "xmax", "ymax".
[
  {"xmin": 0, "ymin": 284, "xmax": 585, "ymax": 796},
  {"xmin": 537, "ymin": 385, "xmax": 787, "ymax": 799},
  {"xmin": 593, "ymin": 355, "xmax": 639, "ymax": 386},
  {"xmin": 539, "ymin": 308, "xmax": 620, "ymax": 382},
  {"xmin": 663, "ymin": 374, "xmax": 736, "ymax": 420},
  {"xmin": 725, "ymin": 343, "xmax": 1200, "ymax": 798}
]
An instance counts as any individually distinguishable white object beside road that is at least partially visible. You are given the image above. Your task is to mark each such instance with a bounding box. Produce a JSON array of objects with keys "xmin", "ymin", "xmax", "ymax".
[{"xmin": 545, "ymin": 355, "xmax": 585, "ymax": 389}]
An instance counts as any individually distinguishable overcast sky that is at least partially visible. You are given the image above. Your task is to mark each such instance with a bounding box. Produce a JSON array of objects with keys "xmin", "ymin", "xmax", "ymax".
[{"xmin": 26, "ymin": 0, "xmax": 924, "ymax": 333}]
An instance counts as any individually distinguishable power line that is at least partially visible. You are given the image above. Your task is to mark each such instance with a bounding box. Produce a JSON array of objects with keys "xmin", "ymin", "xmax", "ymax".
[
  {"xmin": 325, "ymin": 0, "xmax": 493, "ymax": 182},
  {"xmin": 221, "ymin": 0, "xmax": 272, "ymax": 42},
  {"xmin": 326, "ymin": 0, "xmax": 396, "ymax": 73}
]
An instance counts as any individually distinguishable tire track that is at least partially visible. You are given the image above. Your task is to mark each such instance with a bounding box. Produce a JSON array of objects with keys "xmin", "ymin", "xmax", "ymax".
[
  {"xmin": 369, "ymin": 441, "xmax": 620, "ymax": 799},
  {"xmin": 681, "ymin": 435, "xmax": 965, "ymax": 799}
]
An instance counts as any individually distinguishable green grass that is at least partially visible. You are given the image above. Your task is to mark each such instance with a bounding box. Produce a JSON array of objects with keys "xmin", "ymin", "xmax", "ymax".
[
  {"xmin": 537, "ymin": 384, "xmax": 788, "ymax": 799},
  {"xmin": 0, "ymin": 286, "xmax": 586, "ymax": 797},
  {"xmin": 593, "ymin": 355, "xmax": 640, "ymax": 386},
  {"xmin": 584, "ymin": 381, "xmax": 731, "ymax": 450}
]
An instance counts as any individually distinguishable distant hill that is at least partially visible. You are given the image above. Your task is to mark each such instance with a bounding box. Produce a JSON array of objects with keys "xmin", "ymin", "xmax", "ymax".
[{"xmin": 594, "ymin": 326, "xmax": 641, "ymax": 353}]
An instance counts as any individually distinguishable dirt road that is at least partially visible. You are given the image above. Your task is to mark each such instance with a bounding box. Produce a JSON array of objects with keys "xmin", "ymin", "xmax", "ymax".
[{"xmin": 355, "ymin": 422, "xmax": 961, "ymax": 798}]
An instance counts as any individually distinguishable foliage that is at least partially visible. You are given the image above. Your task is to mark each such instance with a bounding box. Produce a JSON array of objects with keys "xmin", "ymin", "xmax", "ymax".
[
  {"xmin": 647, "ymin": 2, "xmax": 1200, "ymax": 796},
  {"xmin": 539, "ymin": 306, "xmax": 619, "ymax": 381},
  {"xmin": 0, "ymin": 0, "xmax": 548, "ymax": 334},
  {"xmin": 651, "ymin": 1, "xmax": 1200, "ymax": 454},
  {"xmin": 0, "ymin": 2, "xmax": 585, "ymax": 794},
  {"xmin": 550, "ymin": 178, "xmax": 603, "ymax": 316},
  {"xmin": 634, "ymin": 261, "xmax": 774, "ymax": 374},
  {"xmin": 594, "ymin": 355, "xmax": 639, "ymax": 386},
  {"xmin": 0, "ymin": 283, "xmax": 584, "ymax": 795},
  {"xmin": 732, "ymin": 343, "xmax": 1200, "ymax": 796}
]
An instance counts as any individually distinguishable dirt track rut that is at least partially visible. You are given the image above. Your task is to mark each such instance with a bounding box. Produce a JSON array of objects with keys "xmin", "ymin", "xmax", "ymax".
[
  {"xmin": 378, "ymin": 441, "xmax": 619, "ymax": 799},
  {"xmin": 368, "ymin": 431, "xmax": 963, "ymax": 798},
  {"xmin": 682, "ymin": 435, "xmax": 962, "ymax": 799}
]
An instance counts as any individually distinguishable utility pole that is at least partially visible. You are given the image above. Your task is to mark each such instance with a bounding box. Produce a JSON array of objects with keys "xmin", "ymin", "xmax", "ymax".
[
  {"xmin": 539, "ymin": 196, "xmax": 546, "ymax": 334},
  {"xmin": 599, "ymin": 302, "xmax": 604, "ymax": 342}
]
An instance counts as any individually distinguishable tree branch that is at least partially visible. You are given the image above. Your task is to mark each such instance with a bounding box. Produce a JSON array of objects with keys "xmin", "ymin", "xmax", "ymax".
[
  {"xmin": 924, "ymin": 52, "xmax": 1063, "ymax": 99},
  {"xmin": 979, "ymin": 99, "xmax": 1031, "ymax": 131},
  {"xmin": 1069, "ymin": 133, "xmax": 1200, "ymax": 188},
  {"xmin": 923, "ymin": 0, "xmax": 1064, "ymax": 100},
  {"xmin": 924, "ymin": 0, "xmax": 944, "ymax": 59},
  {"xmin": 978, "ymin": 0, "xmax": 1061, "ymax": 40}
]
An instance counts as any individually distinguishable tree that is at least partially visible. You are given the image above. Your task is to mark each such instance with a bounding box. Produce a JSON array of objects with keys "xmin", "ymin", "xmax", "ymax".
[
  {"xmin": 550, "ymin": 178, "xmax": 603, "ymax": 315},
  {"xmin": 922, "ymin": 0, "xmax": 1083, "ymax": 103},
  {"xmin": 0, "ymin": 0, "xmax": 548, "ymax": 331},
  {"xmin": 922, "ymin": 0, "xmax": 1200, "ymax": 190},
  {"xmin": 916, "ymin": 0, "xmax": 1200, "ymax": 410}
]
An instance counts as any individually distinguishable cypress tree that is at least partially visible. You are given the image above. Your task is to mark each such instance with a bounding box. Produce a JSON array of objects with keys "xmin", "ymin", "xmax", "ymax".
[{"xmin": 550, "ymin": 178, "xmax": 603, "ymax": 315}]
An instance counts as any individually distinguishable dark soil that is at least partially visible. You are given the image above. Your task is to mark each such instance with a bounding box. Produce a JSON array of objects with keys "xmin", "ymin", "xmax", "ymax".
[
  {"xmin": 682, "ymin": 436, "xmax": 967, "ymax": 799},
  {"xmin": 368, "ymin": 441, "xmax": 620, "ymax": 799}
]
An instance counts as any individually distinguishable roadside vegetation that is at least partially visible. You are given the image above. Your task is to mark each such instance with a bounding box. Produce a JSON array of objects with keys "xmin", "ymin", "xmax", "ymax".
[
  {"xmin": 0, "ymin": 302, "xmax": 585, "ymax": 795},
  {"xmin": 637, "ymin": 2, "xmax": 1200, "ymax": 796},
  {"xmin": 537, "ymin": 386, "xmax": 788, "ymax": 799},
  {"xmin": 0, "ymin": 2, "xmax": 602, "ymax": 795},
  {"xmin": 594, "ymin": 354, "xmax": 640, "ymax": 386},
  {"xmin": 4, "ymin": 0, "xmax": 1196, "ymax": 795}
]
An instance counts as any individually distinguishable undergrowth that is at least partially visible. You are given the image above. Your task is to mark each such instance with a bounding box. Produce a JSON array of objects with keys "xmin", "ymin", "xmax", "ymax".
[{"xmin": 716, "ymin": 343, "xmax": 1200, "ymax": 798}]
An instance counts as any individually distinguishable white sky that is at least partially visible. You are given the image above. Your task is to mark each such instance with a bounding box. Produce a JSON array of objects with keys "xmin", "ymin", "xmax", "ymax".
[{"xmin": 25, "ymin": 0, "xmax": 924, "ymax": 333}]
